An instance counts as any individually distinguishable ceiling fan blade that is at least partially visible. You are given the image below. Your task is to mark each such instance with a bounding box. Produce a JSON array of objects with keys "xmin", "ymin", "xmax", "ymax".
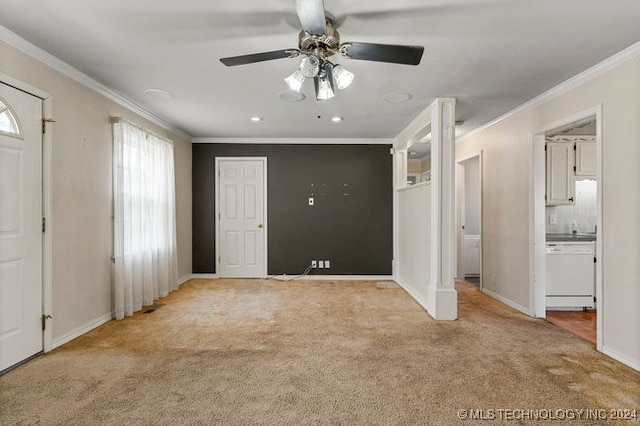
[
  {"xmin": 220, "ymin": 49, "xmax": 299, "ymax": 67},
  {"xmin": 341, "ymin": 42, "xmax": 424, "ymax": 66},
  {"xmin": 295, "ymin": 0, "xmax": 327, "ymax": 35}
]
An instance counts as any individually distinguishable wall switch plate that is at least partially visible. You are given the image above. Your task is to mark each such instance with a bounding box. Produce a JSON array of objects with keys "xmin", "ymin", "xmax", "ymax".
[
  {"xmin": 311, "ymin": 260, "xmax": 317, "ymax": 268},
  {"xmin": 308, "ymin": 197, "xmax": 314, "ymax": 206},
  {"xmin": 549, "ymin": 214, "xmax": 557, "ymax": 225},
  {"xmin": 318, "ymin": 260, "xmax": 324, "ymax": 268},
  {"xmin": 325, "ymin": 260, "xmax": 330, "ymax": 268}
]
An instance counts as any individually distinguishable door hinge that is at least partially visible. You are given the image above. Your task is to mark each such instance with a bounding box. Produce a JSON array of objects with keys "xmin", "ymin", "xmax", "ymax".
[
  {"xmin": 390, "ymin": 147, "xmax": 395, "ymax": 155},
  {"xmin": 594, "ymin": 256, "xmax": 597, "ymax": 263},
  {"xmin": 42, "ymin": 314, "xmax": 52, "ymax": 330},
  {"xmin": 573, "ymin": 166, "xmax": 576, "ymax": 172},
  {"xmin": 573, "ymin": 143, "xmax": 577, "ymax": 151},
  {"xmin": 42, "ymin": 118, "xmax": 55, "ymax": 134},
  {"xmin": 42, "ymin": 217, "xmax": 46, "ymax": 233}
]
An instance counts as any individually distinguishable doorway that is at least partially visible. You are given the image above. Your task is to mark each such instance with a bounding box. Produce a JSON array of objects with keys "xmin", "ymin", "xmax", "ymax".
[
  {"xmin": 215, "ymin": 157, "xmax": 268, "ymax": 278},
  {"xmin": 0, "ymin": 82, "xmax": 44, "ymax": 372},
  {"xmin": 456, "ymin": 153, "xmax": 483, "ymax": 287},
  {"xmin": 532, "ymin": 107, "xmax": 602, "ymax": 349}
]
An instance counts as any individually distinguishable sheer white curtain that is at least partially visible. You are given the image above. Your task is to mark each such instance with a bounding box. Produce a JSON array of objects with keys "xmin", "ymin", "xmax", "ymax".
[{"xmin": 112, "ymin": 119, "xmax": 179, "ymax": 320}]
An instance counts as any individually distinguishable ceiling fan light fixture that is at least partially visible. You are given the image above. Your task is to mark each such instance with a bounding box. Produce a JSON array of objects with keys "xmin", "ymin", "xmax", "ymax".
[
  {"xmin": 285, "ymin": 69, "xmax": 305, "ymax": 92},
  {"xmin": 299, "ymin": 55, "xmax": 320, "ymax": 78},
  {"xmin": 333, "ymin": 65, "xmax": 354, "ymax": 90}
]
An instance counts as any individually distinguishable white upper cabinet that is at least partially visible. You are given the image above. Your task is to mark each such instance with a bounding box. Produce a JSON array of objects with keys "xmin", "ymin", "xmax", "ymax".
[
  {"xmin": 546, "ymin": 141, "xmax": 575, "ymax": 205},
  {"xmin": 575, "ymin": 141, "xmax": 596, "ymax": 177}
]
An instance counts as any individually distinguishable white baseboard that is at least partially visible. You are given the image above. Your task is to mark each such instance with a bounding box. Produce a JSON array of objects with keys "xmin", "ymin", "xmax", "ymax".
[
  {"xmin": 482, "ymin": 288, "xmax": 531, "ymax": 316},
  {"xmin": 177, "ymin": 274, "xmax": 194, "ymax": 285},
  {"xmin": 190, "ymin": 274, "xmax": 393, "ymax": 281},
  {"xmin": 602, "ymin": 346, "xmax": 640, "ymax": 372},
  {"xmin": 295, "ymin": 275, "xmax": 394, "ymax": 281},
  {"xmin": 190, "ymin": 273, "xmax": 219, "ymax": 279},
  {"xmin": 394, "ymin": 277, "xmax": 429, "ymax": 312},
  {"xmin": 51, "ymin": 312, "xmax": 113, "ymax": 350}
]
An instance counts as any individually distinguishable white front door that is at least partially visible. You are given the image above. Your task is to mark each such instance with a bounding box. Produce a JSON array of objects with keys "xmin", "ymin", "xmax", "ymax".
[
  {"xmin": 216, "ymin": 158, "xmax": 267, "ymax": 278},
  {"xmin": 0, "ymin": 82, "xmax": 43, "ymax": 372}
]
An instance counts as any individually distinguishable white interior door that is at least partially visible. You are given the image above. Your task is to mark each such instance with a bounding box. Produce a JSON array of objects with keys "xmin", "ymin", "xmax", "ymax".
[
  {"xmin": 216, "ymin": 158, "xmax": 267, "ymax": 278},
  {"xmin": 0, "ymin": 82, "xmax": 43, "ymax": 372}
]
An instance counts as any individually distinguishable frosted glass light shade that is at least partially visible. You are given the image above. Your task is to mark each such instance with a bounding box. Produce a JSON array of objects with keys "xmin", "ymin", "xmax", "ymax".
[
  {"xmin": 315, "ymin": 68, "xmax": 335, "ymax": 101},
  {"xmin": 285, "ymin": 70, "xmax": 305, "ymax": 92},
  {"xmin": 333, "ymin": 65, "xmax": 354, "ymax": 90},
  {"xmin": 317, "ymin": 78, "xmax": 335, "ymax": 100},
  {"xmin": 299, "ymin": 55, "xmax": 320, "ymax": 78}
]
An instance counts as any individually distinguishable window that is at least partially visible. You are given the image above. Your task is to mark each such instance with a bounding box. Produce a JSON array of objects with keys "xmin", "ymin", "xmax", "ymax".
[
  {"xmin": 112, "ymin": 118, "xmax": 178, "ymax": 319},
  {"xmin": 0, "ymin": 98, "xmax": 20, "ymax": 136}
]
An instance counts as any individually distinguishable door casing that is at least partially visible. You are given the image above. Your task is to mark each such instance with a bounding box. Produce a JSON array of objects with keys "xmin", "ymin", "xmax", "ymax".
[
  {"xmin": 530, "ymin": 105, "xmax": 603, "ymax": 352},
  {"xmin": 455, "ymin": 152, "xmax": 483, "ymax": 287},
  {"xmin": 0, "ymin": 73, "xmax": 53, "ymax": 362}
]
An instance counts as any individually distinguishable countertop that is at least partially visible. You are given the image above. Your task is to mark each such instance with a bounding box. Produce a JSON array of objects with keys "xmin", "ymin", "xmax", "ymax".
[{"xmin": 546, "ymin": 233, "xmax": 597, "ymax": 242}]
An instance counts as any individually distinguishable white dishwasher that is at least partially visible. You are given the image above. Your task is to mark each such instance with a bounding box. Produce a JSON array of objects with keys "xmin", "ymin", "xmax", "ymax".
[{"xmin": 545, "ymin": 241, "xmax": 595, "ymax": 310}]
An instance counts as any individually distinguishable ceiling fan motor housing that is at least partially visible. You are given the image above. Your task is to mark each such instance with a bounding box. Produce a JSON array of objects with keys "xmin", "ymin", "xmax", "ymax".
[{"xmin": 298, "ymin": 19, "xmax": 340, "ymax": 60}]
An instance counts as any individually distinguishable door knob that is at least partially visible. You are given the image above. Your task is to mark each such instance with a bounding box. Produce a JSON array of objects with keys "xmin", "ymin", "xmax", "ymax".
[{"xmin": 258, "ymin": 223, "xmax": 263, "ymax": 228}]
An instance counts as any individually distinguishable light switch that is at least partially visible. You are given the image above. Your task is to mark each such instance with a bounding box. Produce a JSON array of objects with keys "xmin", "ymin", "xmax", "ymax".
[{"xmin": 308, "ymin": 197, "xmax": 314, "ymax": 206}]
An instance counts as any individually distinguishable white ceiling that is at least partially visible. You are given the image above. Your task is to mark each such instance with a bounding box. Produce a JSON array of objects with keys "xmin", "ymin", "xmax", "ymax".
[{"xmin": 0, "ymin": 0, "xmax": 638, "ymax": 140}]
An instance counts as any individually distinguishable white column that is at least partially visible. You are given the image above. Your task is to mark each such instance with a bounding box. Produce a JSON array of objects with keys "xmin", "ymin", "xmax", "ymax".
[
  {"xmin": 427, "ymin": 98, "xmax": 457, "ymax": 320},
  {"xmin": 392, "ymin": 146, "xmax": 408, "ymax": 278}
]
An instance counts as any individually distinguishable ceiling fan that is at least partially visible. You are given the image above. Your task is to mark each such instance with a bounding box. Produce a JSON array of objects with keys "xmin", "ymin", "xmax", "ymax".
[{"xmin": 220, "ymin": 0, "xmax": 424, "ymax": 100}]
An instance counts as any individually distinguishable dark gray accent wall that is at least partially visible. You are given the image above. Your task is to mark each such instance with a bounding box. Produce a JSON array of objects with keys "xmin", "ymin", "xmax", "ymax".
[{"xmin": 192, "ymin": 144, "xmax": 393, "ymax": 275}]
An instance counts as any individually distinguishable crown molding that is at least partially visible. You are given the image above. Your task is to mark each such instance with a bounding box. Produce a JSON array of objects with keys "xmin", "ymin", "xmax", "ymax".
[
  {"xmin": 192, "ymin": 137, "xmax": 394, "ymax": 144},
  {"xmin": 0, "ymin": 25, "xmax": 191, "ymax": 140},
  {"xmin": 459, "ymin": 41, "xmax": 640, "ymax": 143}
]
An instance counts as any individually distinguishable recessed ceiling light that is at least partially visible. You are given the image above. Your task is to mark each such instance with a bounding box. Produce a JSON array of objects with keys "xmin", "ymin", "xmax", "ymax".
[
  {"xmin": 331, "ymin": 116, "xmax": 343, "ymax": 122},
  {"xmin": 144, "ymin": 88, "xmax": 174, "ymax": 99},
  {"xmin": 383, "ymin": 91, "xmax": 413, "ymax": 104},
  {"xmin": 250, "ymin": 116, "xmax": 263, "ymax": 122},
  {"xmin": 278, "ymin": 91, "xmax": 306, "ymax": 103}
]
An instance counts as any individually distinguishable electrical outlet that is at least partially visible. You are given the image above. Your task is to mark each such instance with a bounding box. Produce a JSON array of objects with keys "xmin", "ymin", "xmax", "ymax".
[
  {"xmin": 325, "ymin": 260, "xmax": 330, "ymax": 269},
  {"xmin": 311, "ymin": 260, "xmax": 317, "ymax": 268},
  {"xmin": 318, "ymin": 260, "xmax": 324, "ymax": 268}
]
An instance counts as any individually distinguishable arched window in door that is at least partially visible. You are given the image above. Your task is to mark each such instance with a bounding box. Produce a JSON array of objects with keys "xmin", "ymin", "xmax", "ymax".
[{"xmin": 0, "ymin": 97, "xmax": 21, "ymax": 136}]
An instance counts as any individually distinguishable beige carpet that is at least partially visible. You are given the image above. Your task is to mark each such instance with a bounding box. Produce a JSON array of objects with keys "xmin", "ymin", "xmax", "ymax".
[{"xmin": 1, "ymin": 279, "xmax": 638, "ymax": 425}]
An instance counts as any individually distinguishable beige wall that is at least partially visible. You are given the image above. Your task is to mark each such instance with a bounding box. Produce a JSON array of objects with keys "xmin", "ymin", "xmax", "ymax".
[
  {"xmin": 456, "ymin": 56, "xmax": 640, "ymax": 368},
  {"xmin": 0, "ymin": 41, "xmax": 192, "ymax": 341}
]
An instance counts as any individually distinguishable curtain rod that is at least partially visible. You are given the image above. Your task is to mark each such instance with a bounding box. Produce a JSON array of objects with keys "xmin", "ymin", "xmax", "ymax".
[{"xmin": 111, "ymin": 116, "xmax": 174, "ymax": 145}]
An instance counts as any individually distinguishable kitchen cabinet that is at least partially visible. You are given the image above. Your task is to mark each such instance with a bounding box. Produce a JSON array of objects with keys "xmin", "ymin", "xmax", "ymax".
[
  {"xmin": 575, "ymin": 141, "xmax": 596, "ymax": 177},
  {"xmin": 546, "ymin": 141, "xmax": 575, "ymax": 205},
  {"xmin": 546, "ymin": 139, "xmax": 596, "ymax": 205}
]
